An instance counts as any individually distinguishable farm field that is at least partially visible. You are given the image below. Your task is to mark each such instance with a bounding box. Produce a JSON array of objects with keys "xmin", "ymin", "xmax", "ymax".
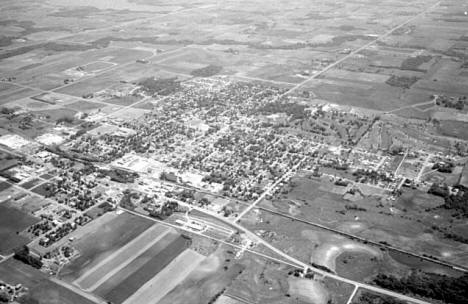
[
  {"xmin": 59, "ymin": 211, "xmax": 154, "ymax": 282},
  {"xmin": 0, "ymin": 258, "xmax": 96, "ymax": 304},
  {"xmin": 95, "ymin": 233, "xmax": 191, "ymax": 304},
  {"xmin": 122, "ymin": 249, "xmax": 204, "ymax": 304},
  {"xmin": 0, "ymin": 203, "xmax": 39, "ymax": 254},
  {"xmin": 75, "ymin": 223, "xmax": 171, "ymax": 290}
]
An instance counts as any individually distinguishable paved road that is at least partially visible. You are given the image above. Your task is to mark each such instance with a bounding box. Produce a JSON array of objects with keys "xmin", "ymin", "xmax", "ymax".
[
  {"xmin": 123, "ymin": 206, "xmax": 434, "ymax": 304},
  {"xmin": 346, "ymin": 286, "xmax": 359, "ymax": 304},
  {"xmin": 235, "ymin": 156, "xmax": 306, "ymax": 222}
]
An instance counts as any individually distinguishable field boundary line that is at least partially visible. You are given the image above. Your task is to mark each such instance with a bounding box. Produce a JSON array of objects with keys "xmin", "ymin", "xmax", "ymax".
[
  {"xmin": 74, "ymin": 224, "xmax": 170, "ymax": 288},
  {"xmin": 121, "ymin": 249, "xmax": 204, "ymax": 304},
  {"xmin": 84, "ymin": 228, "xmax": 174, "ymax": 292},
  {"xmin": 50, "ymin": 277, "xmax": 107, "ymax": 304},
  {"xmin": 346, "ymin": 286, "xmax": 359, "ymax": 304}
]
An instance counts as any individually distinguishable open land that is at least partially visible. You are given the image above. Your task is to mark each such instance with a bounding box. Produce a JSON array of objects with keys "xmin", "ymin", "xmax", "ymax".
[
  {"xmin": 0, "ymin": 203, "xmax": 39, "ymax": 254},
  {"xmin": 59, "ymin": 212, "xmax": 154, "ymax": 282},
  {"xmin": 0, "ymin": 258, "xmax": 96, "ymax": 304},
  {"xmin": 0, "ymin": 0, "xmax": 467, "ymax": 304}
]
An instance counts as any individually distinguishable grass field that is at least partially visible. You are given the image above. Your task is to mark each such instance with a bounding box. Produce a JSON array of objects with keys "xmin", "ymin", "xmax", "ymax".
[
  {"xmin": 0, "ymin": 204, "xmax": 39, "ymax": 254},
  {"xmin": 242, "ymin": 203, "xmax": 463, "ymax": 283},
  {"xmin": 158, "ymin": 247, "xmax": 247, "ymax": 304},
  {"xmin": 0, "ymin": 259, "xmax": 95, "ymax": 304},
  {"xmin": 20, "ymin": 178, "xmax": 42, "ymax": 190},
  {"xmin": 60, "ymin": 212, "xmax": 154, "ymax": 282},
  {"xmin": 260, "ymin": 173, "xmax": 468, "ymax": 267}
]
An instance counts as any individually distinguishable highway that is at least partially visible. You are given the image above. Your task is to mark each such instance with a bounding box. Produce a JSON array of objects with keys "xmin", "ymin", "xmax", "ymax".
[{"xmin": 122, "ymin": 205, "xmax": 434, "ymax": 304}]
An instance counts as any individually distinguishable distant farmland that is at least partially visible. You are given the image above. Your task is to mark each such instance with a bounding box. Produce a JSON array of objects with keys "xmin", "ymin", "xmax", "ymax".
[
  {"xmin": 60, "ymin": 212, "xmax": 154, "ymax": 281},
  {"xmin": 97, "ymin": 234, "xmax": 191, "ymax": 304},
  {"xmin": 69, "ymin": 215, "xmax": 201, "ymax": 304},
  {"xmin": 76, "ymin": 224, "xmax": 171, "ymax": 290},
  {"xmin": 0, "ymin": 259, "xmax": 95, "ymax": 304},
  {"xmin": 0, "ymin": 203, "xmax": 39, "ymax": 254}
]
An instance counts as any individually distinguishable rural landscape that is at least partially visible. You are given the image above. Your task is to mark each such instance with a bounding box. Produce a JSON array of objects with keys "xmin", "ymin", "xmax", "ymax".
[{"xmin": 0, "ymin": 0, "xmax": 468, "ymax": 304}]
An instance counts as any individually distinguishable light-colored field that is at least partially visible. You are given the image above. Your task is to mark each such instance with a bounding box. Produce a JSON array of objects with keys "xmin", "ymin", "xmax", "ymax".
[
  {"xmin": 325, "ymin": 69, "xmax": 390, "ymax": 83},
  {"xmin": 75, "ymin": 224, "xmax": 171, "ymax": 291},
  {"xmin": 288, "ymin": 278, "xmax": 330, "ymax": 304},
  {"xmin": 302, "ymin": 230, "xmax": 382, "ymax": 272},
  {"xmin": 214, "ymin": 295, "xmax": 244, "ymax": 304},
  {"xmin": 314, "ymin": 242, "xmax": 382, "ymax": 272},
  {"xmin": 122, "ymin": 249, "xmax": 205, "ymax": 304}
]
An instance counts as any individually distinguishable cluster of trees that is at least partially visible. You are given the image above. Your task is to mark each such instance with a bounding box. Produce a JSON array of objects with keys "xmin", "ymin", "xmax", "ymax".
[
  {"xmin": 432, "ymin": 161, "xmax": 454, "ymax": 173},
  {"xmin": 28, "ymin": 220, "xmax": 53, "ymax": 237},
  {"xmin": 435, "ymin": 95, "xmax": 467, "ymax": 111},
  {"xmin": 190, "ymin": 64, "xmax": 223, "ymax": 77},
  {"xmin": 0, "ymin": 106, "xmax": 15, "ymax": 115},
  {"xmin": 352, "ymin": 291, "xmax": 407, "ymax": 304},
  {"xmin": 119, "ymin": 190, "xmax": 139, "ymax": 210},
  {"xmin": 288, "ymin": 268, "xmax": 316, "ymax": 279},
  {"xmin": 428, "ymin": 184, "xmax": 468, "ymax": 217},
  {"xmin": 138, "ymin": 77, "xmax": 181, "ymax": 96},
  {"xmin": 428, "ymin": 183, "xmax": 449, "ymax": 197},
  {"xmin": 444, "ymin": 185, "xmax": 468, "ymax": 217},
  {"xmin": 0, "ymin": 290, "xmax": 10, "ymax": 303},
  {"xmin": 345, "ymin": 204, "xmax": 367, "ymax": 212},
  {"xmin": 258, "ymin": 101, "xmax": 310, "ymax": 120},
  {"xmin": 385, "ymin": 75, "xmax": 420, "ymax": 89},
  {"xmin": 149, "ymin": 201, "xmax": 179, "ymax": 220},
  {"xmin": 99, "ymin": 169, "xmax": 138, "ymax": 183},
  {"xmin": 372, "ymin": 271, "xmax": 468, "ymax": 304},
  {"xmin": 400, "ymin": 55, "xmax": 432, "ymax": 71},
  {"xmin": 14, "ymin": 246, "xmax": 42, "ymax": 269},
  {"xmin": 352, "ymin": 169, "xmax": 392, "ymax": 183},
  {"xmin": 202, "ymin": 171, "xmax": 234, "ymax": 185},
  {"xmin": 310, "ymin": 262, "xmax": 333, "ymax": 273},
  {"xmin": 40, "ymin": 222, "xmax": 76, "ymax": 247},
  {"xmin": 56, "ymin": 116, "xmax": 74, "ymax": 125}
]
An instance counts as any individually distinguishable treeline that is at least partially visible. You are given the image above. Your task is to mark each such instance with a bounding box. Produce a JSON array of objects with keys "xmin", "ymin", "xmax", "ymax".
[
  {"xmin": 428, "ymin": 184, "xmax": 468, "ymax": 217},
  {"xmin": 14, "ymin": 246, "xmax": 42, "ymax": 269},
  {"xmin": 385, "ymin": 75, "xmax": 420, "ymax": 89},
  {"xmin": 400, "ymin": 55, "xmax": 432, "ymax": 71},
  {"xmin": 444, "ymin": 185, "xmax": 468, "ymax": 217},
  {"xmin": 138, "ymin": 77, "xmax": 181, "ymax": 96},
  {"xmin": 190, "ymin": 64, "xmax": 222, "ymax": 77},
  {"xmin": 353, "ymin": 291, "xmax": 406, "ymax": 304},
  {"xmin": 257, "ymin": 101, "xmax": 310, "ymax": 120},
  {"xmin": 372, "ymin": 271, "xmax": 468, "ymax": 304},
  {"xmin": 98, "ymin": 168, "xmax": 139, "ymax": 183}
]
